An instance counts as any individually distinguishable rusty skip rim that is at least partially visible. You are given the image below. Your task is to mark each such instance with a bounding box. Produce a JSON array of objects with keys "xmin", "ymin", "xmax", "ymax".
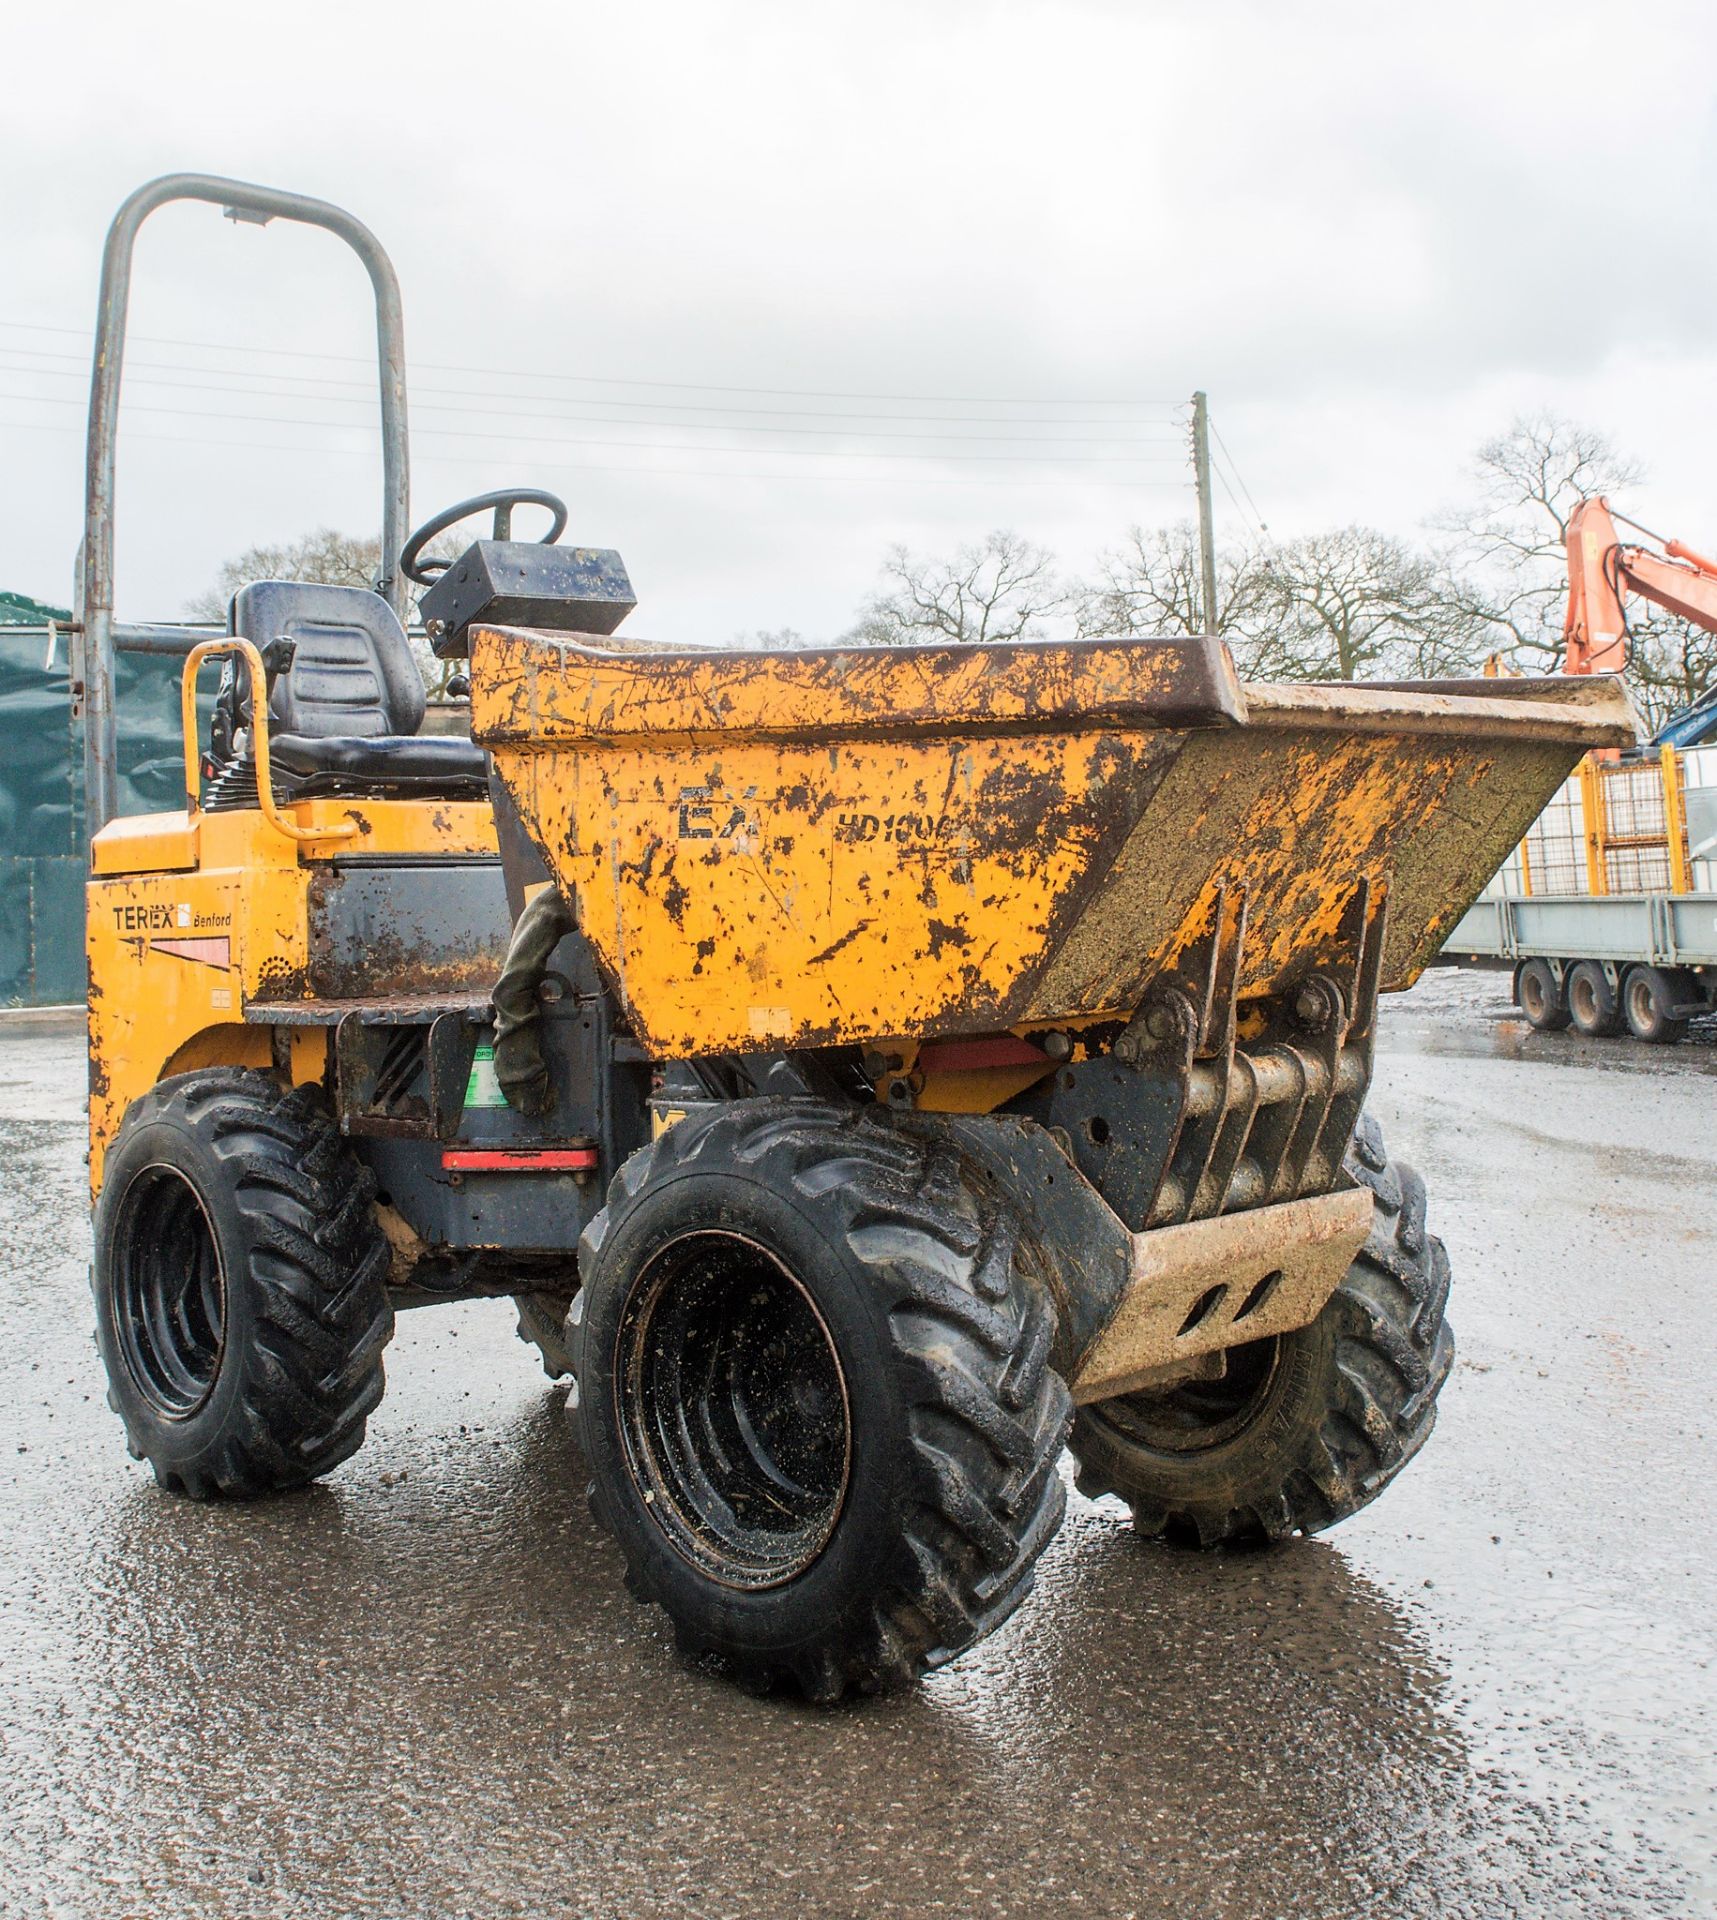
[
  {"xmin": 473, "ymin": 628, "xmax": 1638, "ymax": 751},
  {"xmin": 469, "ymin": 628, "xmax": 1251, "ymax": 745},
  {"xmin": 1239, "ymin": 675, "xmax": 1640, "ymax": 747}
]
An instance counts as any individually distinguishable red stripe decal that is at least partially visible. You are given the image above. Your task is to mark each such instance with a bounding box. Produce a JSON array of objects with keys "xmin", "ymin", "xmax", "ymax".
[
  {"xmin": 150, "ymin": 935, "xmax": 232, "ymax": 971},
  {"xmin": 441, "ymin": 1147, "xmax": 599, "ymax": 1173},
  {"xmin": 916, "ymin": 1036, "xmax": 1051, "ymax": 1073}
]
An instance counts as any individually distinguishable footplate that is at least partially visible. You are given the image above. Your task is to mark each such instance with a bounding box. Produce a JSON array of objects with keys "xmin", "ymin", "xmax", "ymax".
[{"xmin": 1068, "ymin": 1184, "xmax": 1374, "ymax": 1404}]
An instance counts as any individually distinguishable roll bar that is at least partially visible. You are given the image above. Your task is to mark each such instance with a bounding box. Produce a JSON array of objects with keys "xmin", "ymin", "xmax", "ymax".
[
  {"xmin": 77, "ymin": 173, "xmax": 410, "ymax": 841},
  {"xmin": 178, "ymin": 639, "xmax": 356, "ymax": 847}
]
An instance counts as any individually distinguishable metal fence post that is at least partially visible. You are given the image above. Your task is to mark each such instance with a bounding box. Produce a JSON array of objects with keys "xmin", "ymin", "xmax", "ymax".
[{"xmin": 1660, "ymin": 743, "xmax": 1691, "ymax": 895}]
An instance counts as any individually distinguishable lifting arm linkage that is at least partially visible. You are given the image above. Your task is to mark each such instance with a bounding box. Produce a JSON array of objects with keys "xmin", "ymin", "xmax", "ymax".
[
  {"xmin": 1563, "ymin": 494, "xmax": 1717, "ymax": 676},
  {"xmin": 77, "ymin": 173, "xmax": 410, "ymax": 844}
]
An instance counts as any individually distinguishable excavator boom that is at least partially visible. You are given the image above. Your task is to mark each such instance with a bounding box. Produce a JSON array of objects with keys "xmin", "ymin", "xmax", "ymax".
[{"xmin": 1563, "ymin": 495, "xmax": 1717, "ymax": 675}]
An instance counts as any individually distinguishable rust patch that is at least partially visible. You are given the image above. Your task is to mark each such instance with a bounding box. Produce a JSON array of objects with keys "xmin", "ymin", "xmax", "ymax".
[
  {"xmin": 479, "ymin": 632, "xmax": 1629, "ymax": 1058},
  {"xmin": 805, "ymin": 921, "xmax": 870, "ymax": 968}
]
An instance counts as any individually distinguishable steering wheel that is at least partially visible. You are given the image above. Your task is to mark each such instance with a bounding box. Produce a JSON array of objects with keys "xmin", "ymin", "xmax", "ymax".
[{"xmin": 399, "ymin": 488, "xmax": 569, "ymax": 585}]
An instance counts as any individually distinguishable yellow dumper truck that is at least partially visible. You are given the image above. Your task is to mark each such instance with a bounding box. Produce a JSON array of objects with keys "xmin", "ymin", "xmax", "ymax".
[{"xmin": 78, "ymin": 176, "xmax": 1633, "ymax": 1699}]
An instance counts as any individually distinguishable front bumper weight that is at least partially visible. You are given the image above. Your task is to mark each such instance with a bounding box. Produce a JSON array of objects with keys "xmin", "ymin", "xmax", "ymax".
[{"xmin": 1068, "ymin": 1184, "xmax": 1374, "ymax": 1405}]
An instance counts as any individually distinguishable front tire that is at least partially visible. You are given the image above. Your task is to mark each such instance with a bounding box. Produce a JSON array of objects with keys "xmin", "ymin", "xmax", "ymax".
[
  {"xmin": 93, "ymin": 1070, "xmax": 393, "ymax": 1498},
  {"xmin": 1068, "ymin": 1113, "xmax": 1453, "ymax": 1547},
  {"xmin": 573, "ymin": 1099, "xmax": 1071, "ymax": 1701}
]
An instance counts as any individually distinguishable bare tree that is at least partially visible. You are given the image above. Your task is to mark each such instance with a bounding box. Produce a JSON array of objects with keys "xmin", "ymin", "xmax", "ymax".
[
  {"xmin": 1245, "ymin": 528, "xmax": 1494, "ymax": 682},
  {"xmin": 1615, "ymin": 612, "xmax": 1717, "ymax": 735},
  {"xmin": 728, "ymin": 627, "xmax": 808, "ymax": 651},
  {"xmin": 1438, "ymin": 411, "xmax": 1716, "ymax": 728},
  {"xmin": 1075, "ymin": 521, "xmax": 1491, "ymax": 682},
  {"xmin": 185, "ymin": 528, "xmax": 389, "ymax": 622},
  {"xmin": 187, "ymin": 526, "xmax": 460, "ymax": 689},
  {"xmin": 1435, "ymin": 412, "xmax": 1642, "ymax": 674},
  {"xmin": 1075, "ymin": 522, "xmax": 1273, "ymax": 642},
  {"xmin": 1441, "ymin": 413, "xmax": 1642, "ymax": 572},
  {"xmin": 846, "ymin": 530, "xmax": 1070, "ymax": 646}
]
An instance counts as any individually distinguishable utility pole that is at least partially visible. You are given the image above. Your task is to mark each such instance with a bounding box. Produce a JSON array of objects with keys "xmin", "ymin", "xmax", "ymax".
[{"xmin": 1191, "ymin": 390, "xmax": 1218, "ymax": 634}]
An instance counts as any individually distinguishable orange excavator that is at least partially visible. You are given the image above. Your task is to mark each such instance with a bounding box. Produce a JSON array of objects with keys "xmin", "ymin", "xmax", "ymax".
[
  {"xmin": 1447, "ymin": 498, "xmax": 1717, "ymax": 1044},
  {"xmin": 1563, "ymin": 498, "xmax": 1717, "ymax": 747}
]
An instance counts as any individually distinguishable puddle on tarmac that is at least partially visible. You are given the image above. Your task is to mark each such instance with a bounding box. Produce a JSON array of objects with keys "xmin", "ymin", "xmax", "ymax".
[{"xmin": 1, "ymin": 1005, "xmax": 1712, "ymax": 1917}]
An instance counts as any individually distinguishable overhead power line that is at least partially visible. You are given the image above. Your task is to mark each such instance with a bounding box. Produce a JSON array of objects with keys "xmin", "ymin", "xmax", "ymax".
[
  {"xmin": 0, "ymin": 385, "xmax": 1187, "ymax": 465},
  {"xmin": 1212, "ymin": 421, "xmax": 1270, "ymax": 539},
  {"xmin": 1211, "ymin": 461, "xmax": 1250, "ymax": 534},
  {"xmin": 0, "ymin": 318, "xmax": 1189, "ymax": 412},
  {"xmin": 0, "ymin": 411, "xmax": 1196, "ymax": 490},
  {"xmin": 0, "ymin": 362, "xmax": 1188, "ymax": 448},
  {"xmin": 0, "ymin": 343, "xmax": 1187, "ymax": 431}
]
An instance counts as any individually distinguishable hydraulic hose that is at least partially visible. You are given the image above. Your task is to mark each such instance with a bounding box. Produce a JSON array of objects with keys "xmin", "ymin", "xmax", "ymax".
[{"xmin": 490, "ymin": 885, "xmax": 575, "ymax": 1115}]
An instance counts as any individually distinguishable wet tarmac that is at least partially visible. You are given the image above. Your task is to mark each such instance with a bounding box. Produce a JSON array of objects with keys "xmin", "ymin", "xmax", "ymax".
[{"xmin": 1, "ymin": 972, "xmax": 1712, "ymax": 1918}]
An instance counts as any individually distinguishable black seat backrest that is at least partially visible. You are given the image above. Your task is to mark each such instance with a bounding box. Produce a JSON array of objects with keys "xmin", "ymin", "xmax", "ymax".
[{"xmin": 230, "ymin": 581, "xmax": 426, "ymax": 740}]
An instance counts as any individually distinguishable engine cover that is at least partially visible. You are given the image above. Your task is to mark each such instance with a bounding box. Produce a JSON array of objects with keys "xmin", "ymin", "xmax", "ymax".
[{"xmin": 421, "ymin": 541, "xmax": 635, "ymax": 658}]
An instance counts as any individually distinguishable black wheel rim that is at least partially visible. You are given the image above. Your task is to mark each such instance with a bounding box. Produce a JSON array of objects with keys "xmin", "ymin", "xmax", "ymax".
[
  {"xmin": 616, "ymin": 1231, "xmax": 851, "ymax": 1589},
  {"xmin": 1092, "ymin": 1336, "xmax": 1281, "ymax": 1456},
  {"xmin": 113, "ymin": 1164, "xmax": 226, "ymax": 1417}
]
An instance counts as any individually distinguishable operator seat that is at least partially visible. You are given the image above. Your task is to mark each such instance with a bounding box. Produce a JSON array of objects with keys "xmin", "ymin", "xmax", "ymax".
[{"xmin": 220, "ymin": 580, "xmax": 489, "ymax": 799}]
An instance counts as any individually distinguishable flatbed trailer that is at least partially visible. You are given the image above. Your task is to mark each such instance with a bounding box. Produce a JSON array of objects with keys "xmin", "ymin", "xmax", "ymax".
[{"xmin": 1441, "ymin": 741, "xmax": 1717, "ymax": 1042}]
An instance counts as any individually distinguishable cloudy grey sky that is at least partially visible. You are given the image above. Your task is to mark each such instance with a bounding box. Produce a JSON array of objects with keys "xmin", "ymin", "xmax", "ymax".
[{"xmin": 4, "ymin": 0, "xmax": 1715, "ymax": 640}]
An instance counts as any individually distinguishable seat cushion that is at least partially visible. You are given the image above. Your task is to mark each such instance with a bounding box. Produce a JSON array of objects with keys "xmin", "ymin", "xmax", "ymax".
[
  {"xmin": 270, "ymin": 732, "xmax": 489, "ymax": 796},
  {"xmin": 231, "ymin": 581, "xmax": 427, "ymax": 740}
]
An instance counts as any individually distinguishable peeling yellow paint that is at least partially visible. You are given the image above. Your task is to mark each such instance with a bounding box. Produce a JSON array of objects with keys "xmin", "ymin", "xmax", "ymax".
[
  {"xmin": 87, "ymin": 797, "xmax": 495, "ymax": 1193},
  {"xmin": 475, "ymin": 630, "xmax": 1633, "ymax": 1060}
]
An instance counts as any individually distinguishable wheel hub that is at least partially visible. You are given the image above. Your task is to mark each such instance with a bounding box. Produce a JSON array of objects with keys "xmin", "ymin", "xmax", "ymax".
[
  {"xmin": 113, "ymin": 1164, "xmax": 226, "ymax": 1417},
  {"xmin": 616, "ymin": 1230, "xmax": 851, "ymax": 1589},
  {"xmin": 1094, "ymin": 1335, "xmax": 1281, "ymax": 1456}
]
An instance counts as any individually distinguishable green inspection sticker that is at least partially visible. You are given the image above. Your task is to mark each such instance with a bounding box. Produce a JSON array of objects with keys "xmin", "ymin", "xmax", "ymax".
[{"xmin": 463, "ymin": 1044, "xmax": 507, "ymax": 1109}]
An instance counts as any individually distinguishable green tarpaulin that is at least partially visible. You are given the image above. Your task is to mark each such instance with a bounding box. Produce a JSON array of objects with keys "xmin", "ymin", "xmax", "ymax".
[
  {"xmin": 0, "ymin": 626, "xmax": 214, "ymax": 1006},
  {"xmin": 0, "ymin": 590, "xmax": 72, "ymax": 627}
]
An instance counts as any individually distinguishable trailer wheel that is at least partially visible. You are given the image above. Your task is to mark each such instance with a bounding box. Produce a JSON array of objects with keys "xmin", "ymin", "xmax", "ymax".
[
  {"xmin": 93, "ymin": 1069, "xmax": 393, "ymax": 1498},
  {"xmin": 1621, "ymin": 965, "xmax": 1690, "ymax": 1045},
  {"xmin": 573, "ymin": 1099, "xmax": 1070, "ymax": 1701},
  {"xmin": 1517, "ymin": 958, "xmax": 1571, "ymax": 1032},
  {"xmin": 1067, "ymin": 1112, "xmax": 1453, "ymax": 1547},
  {"xmin": 1567, "ymin": 959, "xmax": 1625, "ymax": 1037}
]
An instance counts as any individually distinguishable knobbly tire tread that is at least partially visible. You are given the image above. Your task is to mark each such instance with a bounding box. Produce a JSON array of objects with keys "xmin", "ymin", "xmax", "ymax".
[
  {"xmin": 574, "ymin": 1099, "xmax": 1072, "ymax": 1703},
  {"xmin": 93, "ymin": 1068, "xmax": 393, "ymax": 1498},
  {"xmin": 513, "ymin": 1292, "xmax": 577, "ymax": 1378},
  {"xmin": 1069, "ymin": 1110, "xmax": 1454, "ymax": 1547}
]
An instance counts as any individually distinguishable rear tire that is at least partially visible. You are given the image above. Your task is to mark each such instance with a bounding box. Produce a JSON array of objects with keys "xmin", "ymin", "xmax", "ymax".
[
  {"xmin": 93, "ymin": 1069, "xmax": 393, "ymax": 1498},
  {"xmin": 1517, "ymin": 958, "xmax": 1571, "ymax": 1032},
  {"xmin": 1067, "ymin": 1112, "xmax": 1453, "ymax": 1547},
  {"xmin": 1567, "ymin": 959, "xmax": 1624, "ymax": 1037},
  {"xmin": 1621, "ymin": 965, "xmax": 1689, "ymax": 1045},
  {"xmin": 573, "ymin": 1099, "xmax": 1071, "ymax": 1701},
  {"xmin": 514, "ymin": 1292, "xmax": 577, "ymax": 1377}
]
